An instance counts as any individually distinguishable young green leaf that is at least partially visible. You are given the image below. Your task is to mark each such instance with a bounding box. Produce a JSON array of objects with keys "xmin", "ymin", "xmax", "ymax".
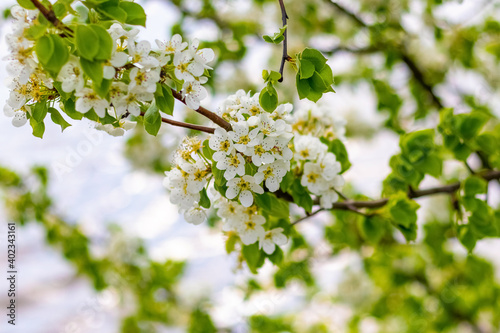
[
  {"xmin": 75, "ymin": 25, "xmax": 99, "ymax": 60},
  {"xmin": 144, "ymin": 102, "xmax": 162, "ymax": 136},
  {"xmin": 119, "ymin": 2, "xmax": 147, "ymax": 27},
  {"xmin": 48, "ymin": 108, "xmax": 72, "ymax": 132}
]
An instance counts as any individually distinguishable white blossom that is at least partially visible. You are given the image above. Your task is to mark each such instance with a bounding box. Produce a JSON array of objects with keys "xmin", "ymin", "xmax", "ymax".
[
  {"xmin": 156, "ymin": 34, "xmax": 187, "ymax": 65},
  {"xmin": 184, "ymin": 204, "xmax": 206, "ymax": 225},
  {"xmin": 103, "ymin": 51, "xmax": 129, "ymax": 80},
  {"xmin": 253, "ymin": 160, "xmax": 289, "ymax": 192},
  {"xmin": 108, "ymin": 23, "xmax": 139, "ymax": 43},
  {"xmin": 129, "ymin": 67, "xmax": 160, "ymax": 93},
  {"xmin": 294, "ymin": 135, "xmax": 327, "ymax": 161},
  {"xmin": 216, "ymin": 152, "xmax": 245, "ymax": 181},
  {"xmin": 3, "ymin": 104, "xmax": 29, "ymax": 127},
  {"xmin": 75, "ymin": 88, "xmax": 109, "ymax": 117},
  {"xmin": 209, "ymin": 128, "xmax": 235, "ymax": 162},
  {"xmin": 180, "ymin": 159, "xmax": 209, "ymax": 194},
  {"xmin": 226, "ymin": 175, "xmax": 264, "ymax": 207},
  {"xmin": 238, "ymin": 214, "xmax": 266, "ymax": 245},
  {"xmin": 228, "ymin": 122, "xmax": 261, "ymax": 153},
  {"xmin": 301, "ymin": 162, "xmax": 328, "ymax": 195},
  {"xmin": 181, "ymin": 80, "xmax": 207, "ymax": 110},
  {"xmin": 57, "ymin": 58, "xmax": 85, "ymax": 93},
  {"xmin": 244, "ymin": 136, "xmax": 275, "ymax": 166},
  {"xmin": 173, "ymin": 51, "xmax": 203, "ymax": 82},
  {"xmin": 259, "ymin": 228, "xmax": 288, "ymax": 254},
  {"xmin": 129, "ymin": 40, "xmax": 159, "ymax": 68}
]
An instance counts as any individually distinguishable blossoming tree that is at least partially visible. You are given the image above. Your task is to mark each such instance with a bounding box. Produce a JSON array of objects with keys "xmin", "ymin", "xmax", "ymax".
[{"xmin": 3, "ymin": 0, "xmax": 500, "ymax": 331}]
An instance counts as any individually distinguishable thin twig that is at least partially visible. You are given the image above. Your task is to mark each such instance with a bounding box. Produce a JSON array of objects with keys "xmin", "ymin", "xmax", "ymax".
[
  {"xmin": 170, "ymin": 90, "xmax": 232, "ymax": 131},
  {"xmin": 288, "ymin": 170, "xmax": 500, "ymax": 224},
  {"xmin": 292, "ymin": 208, "xmax": 324, "ymax": 225},
  {"xmin": 29, "ymin": 0, "xmax": 72, "ymax": 34},
  {"xmin": 140, "ymin": 111, "xmax": 215, "ymax": 133},
  {"xmin": 277, "ymin": 0, "xmax": 290, "ymax": 82},
  {"xmin": 326, "ymin": 0, "xmax": 444, "ymax": 110}
]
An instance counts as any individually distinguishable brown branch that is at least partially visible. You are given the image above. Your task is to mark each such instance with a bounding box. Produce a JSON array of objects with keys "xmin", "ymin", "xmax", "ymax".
[
  {"xmin": 400, "ymin": 54, "xmax": 444, "ymax": 109},
  {"xmin": 288, "ymin": 170, "xmax": 500, "ymax": 224},
  {"xmin": 326, "ymin": 0, "xmax": 444, "ymax": 110},
  {"xmin": 170, "ymin": 90, "xmax": 232, "ymax": 131},
  {"xmin": 29, "ymin": 0, "xmax": 72, "ymax": 34},
  {"xmin": 292, "ymin": 208, "xmax": 324, "ymax": 225},
  {"xmin": 277, "ymin": 0, "xmax": 290, "ymax": 83},
  {"xmin": 140, "ymin": 112, "xmax": 215, "ymax": 134}
]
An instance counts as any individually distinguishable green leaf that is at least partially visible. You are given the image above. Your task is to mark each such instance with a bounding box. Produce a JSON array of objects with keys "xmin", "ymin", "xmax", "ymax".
[
  {"xmin": 62, "ymin": 98, "xmax": 83, "ymax": 120},
  {"xmin": 457, "ymin": 225, "xmax": 476, "ymax": 252},
  {"xmin": 155, "ymin": 84, "xmax": 174, "ymax": 116},
  {"xmin": 359, "ymin": 215, "xmax": 387, "ymax": 244},
  {"xmin": 262, "ymin": 25, "xmax": 287, "ymax": 44},
  {"xmin": 144, "ymin": 102, "xmax": 162, "ymax": 136},
  {"xmin": 32, "ymin": 102, "xmax": 48, "ymax": 123},
  {"xmin": 267, "ymin": 246, "xmax": 284, "ymax": 265},
  {"xmin": 280, "ymin": 171, "xmax": 294, "ymax": 192},
  {"xmin": 89, "ymin": 24, "xmax": 113, "ymax": 61},
  {"xmin": 290, "ymin": 180, "xmax": 313, "ymax": 213},
  {"xmin": 35, "ymin": 34, "xmax": 69, "ymax": 77},
  {"xmin": 80, "ymin": 58, "xmax": 103, "ymax": 85},
  {"xmin": 17, "ymin": 0, "xmax": 36, "ymax": 10},
  {"xmin": 29, "ymin": 117, "xmax": 45, "ymax": 139},
  {"xmin": 387, "ymin": 195, "xmax": 420, "ymax": 241},
  {"xmin": 463, "ymin": 176, "xmax": 488, "ymax": 197},
  {"xmin": 188, "ymin": 308, "xmax": 217, "ymax": 333},
  {"xmin": 202, "ymin": 139, "xmax": 214, "ymax": 160},
  {"xmin": 255, "ymin": 193, "xmax": 289, "ymax": 219},
  {"xmin": 48, "ymin": 108, "xmax": 71, "ymax": 132},
  {"xmin": 35, "ymin": 35, "xmax": 54, "ymax": 66},
  {"xmin": 199, "ymin": 188, "xmax": 211, "ymax": 209},
  {"xmin": 96, "ymin": 1, "xmax": 127, "ymax": 22},
  {"xmin": 119, "ymin": 2, "xmax": 146, "ymax": 27},
  {"xmin": 322, "ymin": 138, "xmax": 351, "ymax": 173},
  {"xmin": 242, "ymin": 243, "xmax": 264, "ymax": 274},
  {"xmin": 225, "ymin": 233, "xmax": 238, "ymax": 254},
  {"xmin": 300, "ymin": 48, "xmax": 327, "ymax": 71},
  {"xmin": 457, "ymin": 111, "xmax": 489, "ymax": 140},
  {"xmin": 259, "ymin": 85, "xmax": 278, "ymax": 112},
  {"xmin": 93, "ymin": 79, "xmax": 112, "ymax": 98},
  {"xmin": 298, "ymin": 58, "xmax": 315, "ymax": 79},
  {"xmin": 75, "ymin": 25, "xmax": 99, "ymax": 60}
]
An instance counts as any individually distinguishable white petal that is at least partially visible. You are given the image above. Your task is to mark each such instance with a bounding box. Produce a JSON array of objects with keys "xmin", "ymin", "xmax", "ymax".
[
  {"xmin": 239, "ymin": 190, "xmax": 253, "ymax": 207},
  {"xmin": 225, "ymin": 186, "xmax": 239, "ymax": 199}
]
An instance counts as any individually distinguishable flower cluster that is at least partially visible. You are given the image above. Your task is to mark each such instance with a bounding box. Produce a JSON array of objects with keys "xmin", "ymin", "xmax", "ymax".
[
  {"xmin": 216, "ymin": 198, "xmax": 287, "ymax": 254},
  {"xmin": 163, "ymin": 137, "xmax": 210, "ymax": 224},
  {"xmin": 4, "ymin": 8, "xmax": 214, "ymax": 135},
  {"xmin": 211, "ymin": 90, "xmax": 294, "ymax": 206},
  {"xmin": 4, "ymin": 6, "xmax": 51, "ymax": 127},
  {"xmin": 293, "ymin": 102, "xmax": 347, "ymax": 141},
  {"xmin": 292, "ymin": 134, "xmax": 345, "ymax": 209}
]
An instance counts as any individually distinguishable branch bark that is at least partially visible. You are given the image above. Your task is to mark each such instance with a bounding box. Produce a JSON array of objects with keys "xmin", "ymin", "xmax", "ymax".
[
  {"xmin": 170, "ymin": 90, "xmax": 232, "ymax": 131},
  {"xmin": 326, "ymin": 0, "xmax": 444, "ymax": 110},
  {"xmin": 140, "ymin": 112, "xmax": 215, "ymax": 134},
  {"xmin": 277, "ymin": 0, "xmax": 290, "ymax": 82},
  {"xmin": 29, "ymin": 0, "xmax": 72, "ymax": 34},
  {"xmin": 290, "ymin": 169, "xmax": 500, "ymax": 224}
]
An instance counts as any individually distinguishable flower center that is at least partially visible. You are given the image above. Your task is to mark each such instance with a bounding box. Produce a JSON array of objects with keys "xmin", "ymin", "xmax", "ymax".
[
  {"xmin": 238, "ymin": 179, "xmax": 250, "ymax": 191},
  {"xmin": 229, "ymin": 155, "xmax": 241, "ymax": 167},
  {"xmin": 306, "ymin": 172, "xmax": 319, "ymax": 183},
  {"xmin": 245, "ymin": 220, "xmax": 256, "ymax": 230},
  {"xmin": 254, "ymin": 145, "xmax": 265, "ymax": 156},
  {"xmin": 263, "ymin": 167, "xmax": 274, "ymax": 179},
  {"xmin": 238, "ymin": 135, "xmax": 250, "ymax": 145},
  {"xmin": 220, "ymin": 141, "xmax": 231, "ymax": 152}
]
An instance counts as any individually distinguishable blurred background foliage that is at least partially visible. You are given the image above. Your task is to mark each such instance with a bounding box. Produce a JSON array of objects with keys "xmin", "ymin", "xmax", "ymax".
[{"xmin": 2, "ymin": 0, "xmax": 500, "ymax": 332}]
